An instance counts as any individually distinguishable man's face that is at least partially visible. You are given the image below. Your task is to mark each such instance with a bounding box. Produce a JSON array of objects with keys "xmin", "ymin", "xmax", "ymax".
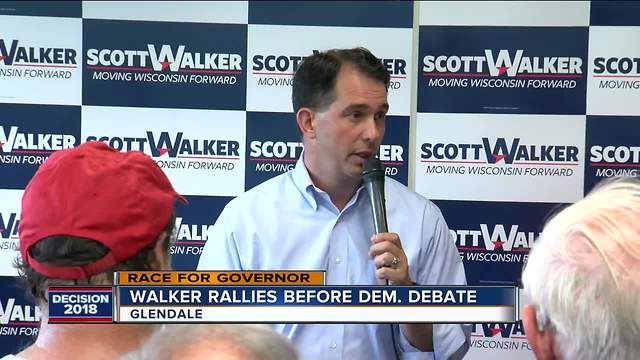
[{"xmin": 311, "ymin": 64, "xmax": 389, "ymax": 180}]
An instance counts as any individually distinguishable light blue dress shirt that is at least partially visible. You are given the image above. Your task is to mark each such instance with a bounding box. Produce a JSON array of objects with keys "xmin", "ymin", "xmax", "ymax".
[{"xmin": 198, "ymin": 156, "xmax": 470, "ymax": 360}]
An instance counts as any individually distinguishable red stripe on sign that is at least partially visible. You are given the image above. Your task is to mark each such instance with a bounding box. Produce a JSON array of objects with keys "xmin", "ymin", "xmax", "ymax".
[
  {"xmin": 179, "ymin": 69, "xmax": 242, "ymax": 75},
  {"xmin": 175, "ymin": 156, "xmax": 240, "ymax": 160},
  {"xmin": 423, "ymin": 72, "xmax": 489, "ymax": 78},
  {"xmin": 252, "ymin": 72, "xmax": 295, "ymax": 76},
  {"xmin": 593, "ymin": 75, "xmax": 640, "ymax": 78},
  {"xmin": 513, "ymin": 162, "xmax": 579, "ymax": 166},
  {"xmin": 9, "ymin": 322, "xmax": 40, "ymax": 326},
  {"xmin": 174, "ymin": 241, "xmax": 206, "ymax": 245},
  {"xmin": 14, "ymin": 63, "xmax": 77, "ymax": 69},
  {"xmin": 11, "ymin": 150, "xmax": 54, "ymax": 154},
  {"xmin": 515, "ymin": 74, "xmax": 582, "ymax": 79},
  {"xmin": 86, "ymin": 66, "xmax": 152, "ymax": 72},
  {"xmin": 591, "ymin": 163, "xmax": 640, "ymax": 168},
  {"xmin": 420, "ymin": 160, "xmax": 485, "ymax": 164},
  {"xmin": 250, "ymin": 158, "xmax": 297, "ymax": 163}
]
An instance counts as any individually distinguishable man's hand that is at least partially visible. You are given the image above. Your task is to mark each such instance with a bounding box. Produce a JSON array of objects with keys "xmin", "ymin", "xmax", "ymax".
[
  {"xmin": 369, "ymin": 232, "xmax": 434, "ymax": 351},
  {"xmin": 368, "ymin": 232, "xmax": 412, "ymax": 285}
]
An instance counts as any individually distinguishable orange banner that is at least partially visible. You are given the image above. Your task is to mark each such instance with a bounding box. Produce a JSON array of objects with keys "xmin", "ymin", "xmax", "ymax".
[{"xmin": 116, "ymin": 271, "xmax": 325, "ymax": 285}]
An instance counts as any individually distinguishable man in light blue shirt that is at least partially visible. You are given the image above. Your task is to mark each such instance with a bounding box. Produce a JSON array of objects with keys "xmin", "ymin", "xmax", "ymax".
[{"xmin": 198, "ymin": 47, "xmax": 470, "ymax": 360}]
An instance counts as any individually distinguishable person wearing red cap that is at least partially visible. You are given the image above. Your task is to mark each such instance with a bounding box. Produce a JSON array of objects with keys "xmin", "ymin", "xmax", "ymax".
[{"xmin": 4, "ymin": 141, "xmax": 185, "ymax": 360}]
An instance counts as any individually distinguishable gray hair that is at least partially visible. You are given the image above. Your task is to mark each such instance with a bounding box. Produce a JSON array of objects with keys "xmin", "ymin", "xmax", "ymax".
[
  {"xmin": 123, "ymin": 324, "xmax": 297, "ymax": 360},
  {"xmin": 522, "ymin": 177, "xmax": 640, "ymax": 360}
]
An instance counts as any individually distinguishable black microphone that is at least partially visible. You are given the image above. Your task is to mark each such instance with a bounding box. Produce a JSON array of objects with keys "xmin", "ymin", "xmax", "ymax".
[
  {"xmin": 364, "ymin": 156, "xmax": 401, "ymax": 360},
  {"xmin": 362, "ymin": 156, "xmax": 388, "ymax": 234}
]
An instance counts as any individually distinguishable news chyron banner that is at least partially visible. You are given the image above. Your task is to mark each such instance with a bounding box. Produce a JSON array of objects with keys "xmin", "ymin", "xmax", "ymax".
[
  {"xmin": 414, "ymin": 113, "xmax": 586, "ymax": 203},
  {"xmin": 45, "ymin": 271, "xmax": 518, "ymax": 324},
  {"xmin": 80, "ymin": 106, "xmax": 246, "ymax": 197}
]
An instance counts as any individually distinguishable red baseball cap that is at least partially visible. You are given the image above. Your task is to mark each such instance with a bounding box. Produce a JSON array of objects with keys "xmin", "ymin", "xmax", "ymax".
[{"xmin": 19, "ymin": 141, "xmax": 186, "ymax": 279}]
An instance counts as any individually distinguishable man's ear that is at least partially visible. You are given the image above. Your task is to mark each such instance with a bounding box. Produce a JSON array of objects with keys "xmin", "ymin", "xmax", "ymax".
[
  {"xmin": 296, "ymin": 107, "xmax": 316, "ymax": 140},
  {"xmin": 151, "ymin": 232, "xmax": 171, "ymax": 271},
  {"xmin": 522, "ymin": 304, "xmax": 557, "ymax": 360}
]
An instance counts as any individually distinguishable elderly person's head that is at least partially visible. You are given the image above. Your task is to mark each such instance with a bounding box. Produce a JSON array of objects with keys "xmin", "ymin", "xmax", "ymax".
[
  {"xmin": 522, "ymin": 177, "xmax": 640, "ymax": 360},
  {"xmin": 125, "ymin": 324, "xmax": 298, "ymax": 360}
]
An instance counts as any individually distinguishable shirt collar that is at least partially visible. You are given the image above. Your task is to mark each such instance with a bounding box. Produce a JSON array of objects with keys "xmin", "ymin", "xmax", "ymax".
[
  {"xmin": 291, "ymin": 152, "xmax": 368, "ymax": 212},
  {"xmin": 291, "ymin": 153, "xmax": 320, "ymax": 211}
]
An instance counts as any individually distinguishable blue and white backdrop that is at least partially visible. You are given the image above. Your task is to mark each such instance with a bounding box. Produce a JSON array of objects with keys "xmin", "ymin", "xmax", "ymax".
[{"xmin": 2, "ymin": 1, "xmax": 639, "ymax": 358}]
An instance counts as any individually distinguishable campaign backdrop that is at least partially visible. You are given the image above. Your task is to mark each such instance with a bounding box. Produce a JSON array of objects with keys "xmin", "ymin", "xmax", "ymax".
[{"xmin": 2, "ymin": 1, "xmax": 639, "ymax": 358}]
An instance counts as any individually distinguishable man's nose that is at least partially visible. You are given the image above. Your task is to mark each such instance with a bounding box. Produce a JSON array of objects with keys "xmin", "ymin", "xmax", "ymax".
[{"xmin": 362, "ymin": 117, "xmax": 384, "ymax": 143}]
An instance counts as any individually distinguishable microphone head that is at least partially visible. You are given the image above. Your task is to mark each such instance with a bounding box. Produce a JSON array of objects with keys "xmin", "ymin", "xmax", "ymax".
[{"xmin": 362, "ymin": 156, "xmax": 385, "ymax": 183}]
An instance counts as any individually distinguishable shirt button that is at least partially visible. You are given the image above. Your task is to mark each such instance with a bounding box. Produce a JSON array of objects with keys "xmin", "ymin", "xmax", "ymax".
[
  {"xmin": 329, "ymin": 341, "xmax": 337, "ymax": 349},
  {"xmin": 335, "ymin": 257, "xmax": 341, "ymax": 264}
]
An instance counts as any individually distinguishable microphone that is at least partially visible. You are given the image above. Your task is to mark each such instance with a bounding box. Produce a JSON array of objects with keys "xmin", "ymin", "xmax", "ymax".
[
  {"xmin": 363, "ymin": 156, "xmax": 402, "ymax": 360},
  {"xmin": 362, "ymin": 156, "xmax": 388, "ymax": 234}
]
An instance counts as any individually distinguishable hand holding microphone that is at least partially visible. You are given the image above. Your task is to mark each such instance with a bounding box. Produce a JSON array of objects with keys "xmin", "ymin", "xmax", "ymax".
[{"xmin": 363, "ymin": 156, "xmax": 412, "ymax": 286}]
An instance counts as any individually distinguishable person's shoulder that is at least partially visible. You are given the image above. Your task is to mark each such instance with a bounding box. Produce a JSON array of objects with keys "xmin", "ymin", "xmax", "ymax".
[
  {"xmin": 385, "ymin": 177, "xmax": 443, "ymax": 215},
  {"xmin": 224, "ymin": 171, "xmax": 296, "ymax": 212},
  {"xmin": 0, "ymin": 355, "xmax": 22, "ymax": 360}
]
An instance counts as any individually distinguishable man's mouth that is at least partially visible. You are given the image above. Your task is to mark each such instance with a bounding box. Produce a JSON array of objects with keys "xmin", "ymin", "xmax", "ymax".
[{"xmin": 353, "ymin": 151, "xmax": 374, "ymax": 161}]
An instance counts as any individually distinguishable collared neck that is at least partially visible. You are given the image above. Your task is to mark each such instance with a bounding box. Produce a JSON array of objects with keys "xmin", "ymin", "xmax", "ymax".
[
  {"xmin": 291, "ymin": 152, "xmax": 366, "ymax": 212},
  {"xmin": 21, "ymin": 320, "xmax": 157, "ymax": 360},
  {"xmin": 291, "ymin": 153, "xmax": 320, "ymax": 211}
]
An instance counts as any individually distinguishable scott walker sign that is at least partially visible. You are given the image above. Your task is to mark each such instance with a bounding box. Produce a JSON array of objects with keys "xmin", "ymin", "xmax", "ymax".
[
  {"xmin": 83, "ymin": 20, "xmax": 246, "ymax": 110},
  {"xmin": 418, "ymin": 26, "xmax": 588, "ymax": 114}
]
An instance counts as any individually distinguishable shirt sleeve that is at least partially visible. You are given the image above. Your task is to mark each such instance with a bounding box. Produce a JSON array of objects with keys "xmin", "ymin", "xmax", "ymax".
[
  {"xmin": 397, "ymin": 202, "xmax": 471, "ymax": 360},
  {"xmin": 395, "ymin": 324, "xmax": 435, "ymax": 359},
  {"xmin": 196, "ymin": 202, "xmax": 243, "ymax": 271}
]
